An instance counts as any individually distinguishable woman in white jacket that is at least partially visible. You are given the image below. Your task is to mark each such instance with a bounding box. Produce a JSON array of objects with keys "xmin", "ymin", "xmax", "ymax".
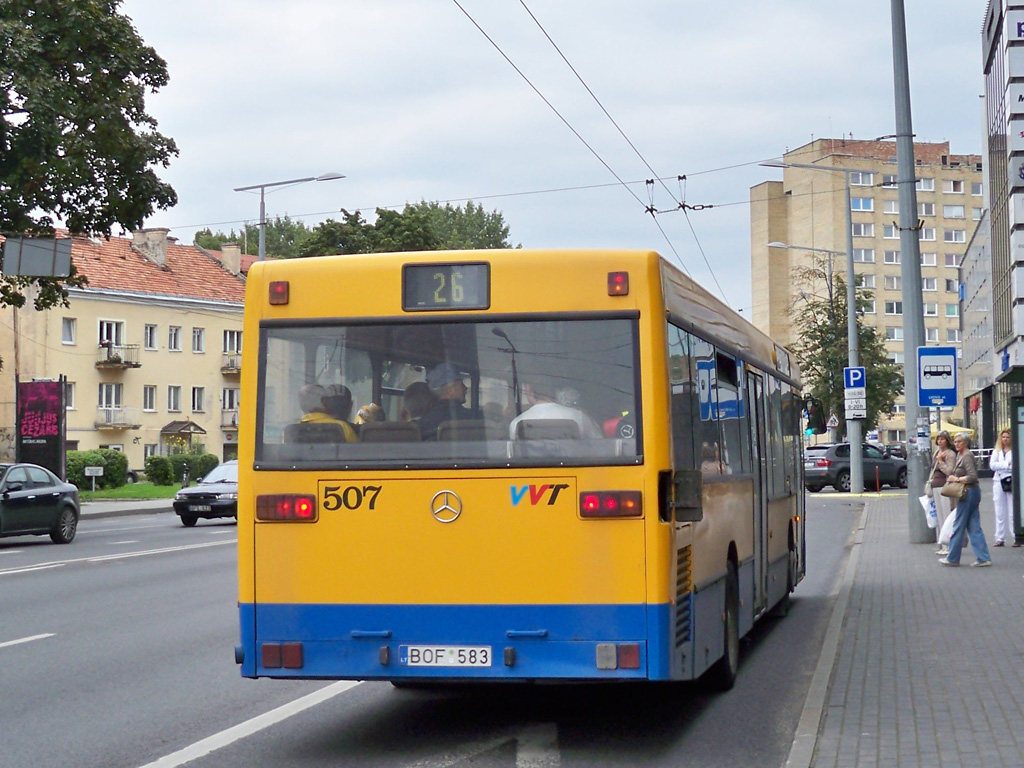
[{"xmin": 990, "ymin": 429, "xmax": 1014, "ymax": 547}]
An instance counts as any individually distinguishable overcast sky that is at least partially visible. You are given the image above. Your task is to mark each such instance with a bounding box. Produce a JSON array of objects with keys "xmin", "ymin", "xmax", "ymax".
[{"xmin": 119, "ymin": 0, "xmax": 988, "ymax": 315}]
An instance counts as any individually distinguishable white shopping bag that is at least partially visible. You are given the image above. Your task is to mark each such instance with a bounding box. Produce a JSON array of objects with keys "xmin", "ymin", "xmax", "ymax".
[
  {"xmin": 919, "ymin": 494, "xmax": 938, "ymax": 528},
  {"xmin": 939, "ymin": 507, "xmax": 956, "ymax": 545}
]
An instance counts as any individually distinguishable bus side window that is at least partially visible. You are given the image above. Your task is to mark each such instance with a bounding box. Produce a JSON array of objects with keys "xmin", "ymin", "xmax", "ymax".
[{"xmin": 667, "ymin": 324, "xmax": 696, "ymax": 471}]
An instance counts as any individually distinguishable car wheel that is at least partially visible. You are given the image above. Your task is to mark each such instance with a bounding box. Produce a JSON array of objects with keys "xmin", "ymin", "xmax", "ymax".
[
  {"xmin": 180, "ymin": 515, "xmax": 198, "ymax": 527},
  {"xmin": 836, "ymin": 470, "xmax": 851, "ymax": 493},
  {"xmin": 126, "ymin": 471, "xmax": 137, "ymax": 484},
  {"xmin": 896, "ymin": 468, "xmax": 908, "ymax": 489},
  {"xmin": 705, "ymin": 559, "xmax": 740, "ymax": 691},
  {"xmin": 806, "ymin": 485, "xmax": 822, "ymax": 493},
  {"xmin": 50, "ymin": 506, "xmax": 78, "ymax": 544}
]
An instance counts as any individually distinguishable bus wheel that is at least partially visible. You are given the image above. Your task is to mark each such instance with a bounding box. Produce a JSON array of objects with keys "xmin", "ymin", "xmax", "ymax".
[{"xmin": 706, "ymin": 560, "xmax": 739, "ymax": 691}]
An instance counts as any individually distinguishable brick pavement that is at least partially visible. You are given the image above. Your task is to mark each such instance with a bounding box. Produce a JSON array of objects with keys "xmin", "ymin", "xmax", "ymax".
[{"xmin": 809, "ymin": 479, "xmax": 1024, "ymax": 768}]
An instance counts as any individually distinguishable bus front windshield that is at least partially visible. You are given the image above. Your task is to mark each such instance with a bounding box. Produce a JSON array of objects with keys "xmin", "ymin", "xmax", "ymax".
[{"xmin": 255, "ymin": 315, "xmax": 641, "ymax": 468}]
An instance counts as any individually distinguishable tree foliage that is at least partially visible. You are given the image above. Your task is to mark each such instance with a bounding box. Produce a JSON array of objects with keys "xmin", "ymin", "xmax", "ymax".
[
  {"xmin": 195, "ymin": 216, "xmax": 311, "ymax": 258},
  {"xmin": 789, "ymin": 259, "xmax": 904, "ymax": 435}
]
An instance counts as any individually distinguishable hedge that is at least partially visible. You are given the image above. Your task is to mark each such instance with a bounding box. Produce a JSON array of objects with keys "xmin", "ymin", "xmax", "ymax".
[{"xmin": 66, "ymin": 449, "xmax": 129, "ymax": 489}]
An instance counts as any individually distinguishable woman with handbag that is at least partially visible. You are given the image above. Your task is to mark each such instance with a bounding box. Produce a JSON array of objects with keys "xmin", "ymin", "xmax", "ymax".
[
  {"xmin": 930, "ymin": 430, "xmax": 957, "ymax": 555},
  {"xmin": 939, "ymin": 433, "xmax": 992, "ymax": 567},
  {"xmin": 990, "ymin": 429, "xmax": 1014, "ymax": 547}
]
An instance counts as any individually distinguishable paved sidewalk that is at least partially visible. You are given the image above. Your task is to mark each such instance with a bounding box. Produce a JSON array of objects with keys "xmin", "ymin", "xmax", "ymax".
[
  {"xmin": 808, "ymin": 479, "xmax": 1024, "ymax": 768},
  {"xmin": 79, "ymin": 498, "xmax": 173, "ymax": 519}
]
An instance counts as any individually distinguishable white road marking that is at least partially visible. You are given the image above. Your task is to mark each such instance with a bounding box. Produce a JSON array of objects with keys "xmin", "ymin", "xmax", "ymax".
[
  {"xmin": 403, "ymin": 723, "xmax": 561, "ymax": 768},
  {"xmin": 111, "ymin": 540, "xmax": 140, "ymax": 544},
  {"xmin": 0, "ymin": 539, "xmax": 235, "ymax": 576},
  {"xmin": 0, "ymin": 549, "xmax": 24, "ymax": 555},
  {"xmin": 136, "ymin": 681, "xmax": 360, "ymax": 768},
  {"xmin": 0, "ymin": 633, "xmax": 55, "ymax": 649}
]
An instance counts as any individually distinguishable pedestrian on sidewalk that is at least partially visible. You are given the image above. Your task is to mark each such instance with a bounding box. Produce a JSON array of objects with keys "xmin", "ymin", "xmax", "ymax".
[
  {"xmin": 929, "ymin": 430, "xmax": 957, "ymax": 555},
  {"xmin": 991, "ymin": 428, "xmax": 1015, "ymax": 547},
  {"xmin": 939, "ymin": 433, "xmax": 992, "ymax": 568}
]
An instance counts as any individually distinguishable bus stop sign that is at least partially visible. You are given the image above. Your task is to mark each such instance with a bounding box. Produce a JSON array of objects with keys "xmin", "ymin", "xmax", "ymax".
[{"xmin": 918, "ymin": 346, "xmax": 957, "ymax": 408}]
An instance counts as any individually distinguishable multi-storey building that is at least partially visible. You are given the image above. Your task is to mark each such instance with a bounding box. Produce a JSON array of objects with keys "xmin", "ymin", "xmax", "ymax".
[
  {"xmin": 750, "ymin": 138, "xmax": 983, "ymax": 443},
  {"xmin": 0, "ymin": 228, "xmax": 249, "ymax": 473}
]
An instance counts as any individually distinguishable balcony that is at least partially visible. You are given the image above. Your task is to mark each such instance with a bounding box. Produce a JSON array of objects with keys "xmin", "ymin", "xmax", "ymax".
[
  {"xmin": 221, "ymin": 353, "xmax": 241, "ymax": 375},
  {"xmin": 221, "ymin": 409, "xmax": 240, "ymax": 429},
  {"xmin": 96, "ymin": 344, "xmax": 141, "ymax": 369},
  {"xmin": 95, "ymin": 407, "xmax": 142, "ymax": 429}
]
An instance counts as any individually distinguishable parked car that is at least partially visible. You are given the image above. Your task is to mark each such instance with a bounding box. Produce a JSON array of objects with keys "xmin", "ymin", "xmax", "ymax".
[
  {"xmin": 173, "ymin": 460, "xmax": 238, "ymax": 526},
  {"xmin": 804, "ymin": 443, "xmax": 908, "ymax": 492},
  {"xmin": 885, "ymin": 442, "xmax": 907, "ymax": 459},
  {"xmin": 0, "ymin": 463, "xmax": 80, "ymax": 543}
]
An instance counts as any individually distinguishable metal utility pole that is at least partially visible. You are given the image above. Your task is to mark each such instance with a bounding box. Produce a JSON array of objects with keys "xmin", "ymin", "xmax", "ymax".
[{"xmin": 891, "ymin": 0, "xmax": 931, "ymax": 543}]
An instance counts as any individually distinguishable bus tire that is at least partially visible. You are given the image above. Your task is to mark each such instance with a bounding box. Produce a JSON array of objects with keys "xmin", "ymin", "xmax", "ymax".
[{"xmin": 706, "ymin": 559, "xmax": 739, "ymax": 691}]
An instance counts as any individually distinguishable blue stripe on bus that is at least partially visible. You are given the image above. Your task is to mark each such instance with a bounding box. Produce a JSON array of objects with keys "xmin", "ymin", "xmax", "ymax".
[{"xmin": 239, "ymin": 602, "xmax": 674, "ymax": 681}]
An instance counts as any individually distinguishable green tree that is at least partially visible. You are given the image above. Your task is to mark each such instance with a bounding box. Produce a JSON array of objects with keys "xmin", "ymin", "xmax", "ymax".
[
  {"xmin": 789, "ymin": 261, "xmax": 903, "ymax": 435},
  {"xmin": 195, "ymin": 216, "xmax": 311, "ymax": 257}
]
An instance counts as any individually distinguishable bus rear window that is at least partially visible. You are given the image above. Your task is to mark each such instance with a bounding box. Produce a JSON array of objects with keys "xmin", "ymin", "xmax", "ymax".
[{"xmin": 254, "ymin": 316, "xmax": 641, "ymax": 468}]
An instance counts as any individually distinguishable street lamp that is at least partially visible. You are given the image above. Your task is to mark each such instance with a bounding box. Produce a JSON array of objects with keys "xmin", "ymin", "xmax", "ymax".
[
  {"xmin": 233, "ymin": 173, "xmax": 345, "ymax": 260},
  {"xmin": 763, "ymin": 161, "xmax": 865, "ymax": 493}
]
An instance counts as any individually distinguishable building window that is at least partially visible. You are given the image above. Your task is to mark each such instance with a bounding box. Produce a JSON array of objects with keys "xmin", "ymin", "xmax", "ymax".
[
  {"xmin": 945, "ymin": 253, "xmax": 959, "ymax": 267},
  {"xmin": 886, "ymin": 326, "xmax": 904, "ymax": 341},
  {"xmin": 862, "ymin": 299, "xmax": 876, "ymax": 314},
  {"xmin": 916, "ymin": 177, "xmax": 935, "ymax": 191},
  {"xmin": 883, "ymin": 175, "xmax": 898, "ymax": 188},
  {"xmin": 920, "ymin": 252, "xmax": 937, "ymax": 266},
  {"xmin": 851, "ymin": 197, "xmax": 874, "ymax": 211},
  {"xmin": 62, "ymin": 317, "xmax": 76, "ymax": 345},
  {"xmin": 943, "ymin": 204, "xmax": 965, "ymax": 219},
  {"xmin": 850, "ymin": 171, "xmax": 874, "ymax": 186},
  {"xmin": 947, "ymin": 328, "xmax": 962, "ymax": 342},
  {"xmin": 923, "ymin": 303, "xmax": 938, "ymax": 317},
  {"xmin": 922, "ymin": 277, "xmax": 937, "ymax": 291},
  {"xmin": 885, "ymin": 301, "xmax": 903, "ymax": 315},
  {"xmin": 143, "ymin": 385, "xmax": 157, "ymax": 412},
  {"xmin": 851, "ymin": 222, "xmax": 874, "ymax": 237},
  {"xmin": 99, "ymin": 320, "xmax": 124, "ymax": 347},
  {"xmin": 144, "ymin": 444, "xmax": 158, "ymax": 459},
  {"xmin": 883, "ymin": 199, "xmax": 899, "ymax": 214},
  {"xmin": 892, "ymin": 404, "xmax": 907, "ymax": 415},
  {"xmin": 99, "ymin": 382, "xmax": 122, "ymax": 409},
  {"xmin": 971, "ymin": 182, "xmax": 983, "ymax": 196},
  {"xmin": 888, "ymin": 351, "xmax": 905, "ymax": 364},
  {"xmin": 884, "ymin": 250, "xmax": 901, "ymax": 264},
  {"xmin": 942, "ymin": 179, "xmax": 964, "ymax": 194},
  {"xmin": 925, "ymin": 327, "xmax": 939, "ymax": 342},
  {"xmin": 65, "ymin": 381, "xmax": 75, "ymax": 410},
  {"xmin": 945, "ymin": 304, "xmax": 959, "ymax": 318},
  {"xmin": 192, "ymin": 327, "xmax": 205, "ymax": 353},
  {"xmin": 144, "ymin": 324, "xmax": 158, "ymax": 350},
  {"xmin": 919, "ymin": 201, "xmax": 935, "ymax": 217},
  {"xmin": 919, "ymin": 228, "xmax": 936, "ymax": 241},
  {"xmin": 223, "ymin": 329, "xmax": 243, "ymax": 354},
  {"xmin": 945, "ymin": 278, "xmax": 958, "ymax": 293},
  {"xmin": 856, "ymin": 273, "xmax": 876, "ymax": 288},
  {"xmin": 884, "ymin": 225, "xmax": 899, "ymax": 239},
  {"xmin": 884, "ymin": 275, "xmax": 902, "ymax": 291},
  {"xmin": 853, "ymin": 248, "xmax": 875, "ymax": 263},
  {"xmin": 168, "ymin": 326, "xmax": 182, "ymax": 352},
  {"xmin": 972, "ymin": 207, "xmax": 983, "ymax": 220},
  {"xmin": 168, "ymin": 385, "xmax": 181, "ymax": 412},
  {"xmin": 223, "ymin": 387, "xmax": 241, "ymax": 410},
  {"xmin": 944, "ymin": 229, "xmax": 966, "ymax": 243},
  {"xmin": 192, "ymin": 386, "xmax": 205, "ymax": 412}
]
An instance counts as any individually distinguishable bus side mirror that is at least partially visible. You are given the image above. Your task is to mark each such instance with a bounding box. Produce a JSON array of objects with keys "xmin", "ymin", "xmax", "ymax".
[
  {"xmin": 671, "ymin": 469, "xmax": 703, "ymax": 522},
  {"xmin": 805, "ymin": 398, "xmax": 827, "ymax": 435}
]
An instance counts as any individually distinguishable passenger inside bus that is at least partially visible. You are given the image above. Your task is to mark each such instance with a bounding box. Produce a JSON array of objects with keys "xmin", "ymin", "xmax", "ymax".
[
  {"xmin": 508, "ymin": 383, "xmax": 603, "ymax": 440},
  {"xmin": 418, "ymin": 363, "xmax": 478, "ymax": 440},
  {"xmin": 322, "ymin": 385, "xmax": 359, "ymax": 442},
  {"xmin": 400, "ymin": 381, "xmax": 436, "ymax": 425},
  {"xmin": 287, "ymin": 384, "xmax": 358, "ymax": 443}
]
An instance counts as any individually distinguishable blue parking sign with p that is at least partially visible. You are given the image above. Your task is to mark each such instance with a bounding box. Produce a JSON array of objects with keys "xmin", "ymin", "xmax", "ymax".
[{"xmin": 844, "ymin": 367, "xmax": 865, "ymax": 390}]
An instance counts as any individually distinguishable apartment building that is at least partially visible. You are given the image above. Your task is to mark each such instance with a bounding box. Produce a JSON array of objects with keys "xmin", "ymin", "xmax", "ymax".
[
  {"xmin": 0, "ymin": 228, "xmax": 248, "ymax": 472},
  {"xmin": 750, "ymin": 137, "xmax": 983, "ymax": 442}
]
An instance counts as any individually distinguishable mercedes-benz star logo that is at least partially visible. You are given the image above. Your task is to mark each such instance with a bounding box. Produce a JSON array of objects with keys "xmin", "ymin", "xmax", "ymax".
[{"xmin": 430, "ymin": 490, "xmax": 462, "ymax": 523}]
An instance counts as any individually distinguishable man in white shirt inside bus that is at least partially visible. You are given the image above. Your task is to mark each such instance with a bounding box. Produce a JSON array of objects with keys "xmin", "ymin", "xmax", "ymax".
[{"xmin": 509, "ymin": 383, "xmax": 602, "ymax": 439}]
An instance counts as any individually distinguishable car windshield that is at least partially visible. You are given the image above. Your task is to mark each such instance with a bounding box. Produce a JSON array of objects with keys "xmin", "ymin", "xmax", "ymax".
[
  {"xmin": 200, "ymin": 463, "xmax": 237, "ymax": 484},
  {"xmin": 255, "ymin": 315, "xmax": 641, "ymax": 469}
]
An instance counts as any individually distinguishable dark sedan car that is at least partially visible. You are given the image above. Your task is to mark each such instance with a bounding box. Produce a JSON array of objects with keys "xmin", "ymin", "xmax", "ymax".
[
  {"xmin": 0, "ymin": 463, "xmax": 80, "ymax": 543},
  {"xmin": 173, "ymin": 460, "xmax": 238, "ymax": 526},
  {"xmin": 804, "ymin": 443, "xmax": 908, "ymax": 492}
]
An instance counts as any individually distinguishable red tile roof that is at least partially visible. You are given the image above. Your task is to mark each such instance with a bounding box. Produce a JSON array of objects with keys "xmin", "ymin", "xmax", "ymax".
[{"xmin": 66, "ymin": 232, "xmax": 247, "ymax": 303}]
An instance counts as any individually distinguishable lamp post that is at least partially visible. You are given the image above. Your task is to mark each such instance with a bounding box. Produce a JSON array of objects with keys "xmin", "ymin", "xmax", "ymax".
[
  {"xmin": 763, "ymin": 160, "xmax": 864, "ymax": 493},
  {"xmin": 233, "ymin": 173, "xmax": 345, "ymax": 260}
]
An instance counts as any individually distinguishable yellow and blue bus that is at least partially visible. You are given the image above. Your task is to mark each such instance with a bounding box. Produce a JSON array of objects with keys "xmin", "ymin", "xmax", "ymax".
[{"xmin": 236, "ymin": 249, "xmax": 805, "ymax": 688}]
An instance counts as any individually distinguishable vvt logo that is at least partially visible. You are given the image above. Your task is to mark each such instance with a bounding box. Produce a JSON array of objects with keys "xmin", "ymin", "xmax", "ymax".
[{"xmin": 510, "ymin": 484, "xmax": 570, "ymax": 506}]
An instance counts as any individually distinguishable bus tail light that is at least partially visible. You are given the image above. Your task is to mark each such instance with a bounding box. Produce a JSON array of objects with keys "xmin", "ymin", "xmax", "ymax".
[
  {"xmin": 269, "ymin": 280, "xmax": 290, "ymax": 305},
  {"xmin": 256, "ymin": 494, "xmax": 317, "ymax": 521},
  {"xmin": 580, "ymin": 491, "xmax": 642, "ymax": 518},
  {"xmin": 261, "ymin": 642, "xmax": 304, "ymax": 669},
  {"xmin": 607, "ymin": 271, "xmax": 629, "ymax": 295}
]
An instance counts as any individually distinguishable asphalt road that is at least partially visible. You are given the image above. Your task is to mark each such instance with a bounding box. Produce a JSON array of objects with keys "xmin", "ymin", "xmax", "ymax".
[{"xmin": 1, "ymin": 497, "xmax": 860, "ymax": 768}]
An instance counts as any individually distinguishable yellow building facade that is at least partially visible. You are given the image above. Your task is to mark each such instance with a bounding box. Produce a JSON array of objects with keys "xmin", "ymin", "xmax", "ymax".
[
  {"xmin": 750, "ymin": 138, "xmax": 983, "ymax": 442},
  {"xmin": 0, "ymin": 229, "xmax": 248, "ymax": 474}
]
